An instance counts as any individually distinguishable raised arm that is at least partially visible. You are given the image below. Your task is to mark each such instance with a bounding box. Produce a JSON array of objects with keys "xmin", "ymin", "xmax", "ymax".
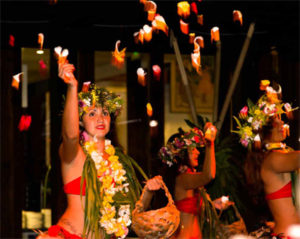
[
  {"xmin": 177, "ymin": 123, "xmax": 217, "ymax": 190},
  {"xmin": 264, "ymin": 150, "xmax": 300, "ymax": 173},
  {"xmin": 58, "ymin": 63, "xmax": 81, "ymax": 163}
]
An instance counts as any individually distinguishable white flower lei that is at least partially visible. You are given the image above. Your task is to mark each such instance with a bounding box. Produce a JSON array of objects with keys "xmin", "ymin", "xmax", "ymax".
[{"xmin": 83, "ymin": 139, "xmax": 131, "ymax": 239}]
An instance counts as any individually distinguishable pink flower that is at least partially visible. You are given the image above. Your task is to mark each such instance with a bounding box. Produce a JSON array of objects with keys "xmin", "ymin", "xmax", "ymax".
[
  {"xmin": 284, "ymin": 103, "xmax": 291, "ymax": 112},
  {"xmin": 240, "ymin": 138, "xmax": 249, "ymax": 147},
  {"xmin": 239, "ymin": 106, "xmax": 248, "ymax": 119}
]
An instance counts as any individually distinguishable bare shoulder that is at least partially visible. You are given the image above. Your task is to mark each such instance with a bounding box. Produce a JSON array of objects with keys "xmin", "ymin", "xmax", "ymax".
[{"xmin": 263, "ymin": 150, "xmax": 300, "ymax": 173}]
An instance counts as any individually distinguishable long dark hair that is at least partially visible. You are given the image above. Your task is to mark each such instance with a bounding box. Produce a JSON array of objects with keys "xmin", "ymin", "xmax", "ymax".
[{"xmin": 244, "ymin": 118, "xmax": 274, "ymax": 204}]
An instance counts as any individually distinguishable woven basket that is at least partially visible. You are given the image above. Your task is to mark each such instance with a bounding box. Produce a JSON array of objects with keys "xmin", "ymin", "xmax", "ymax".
[{"xmin": 131, "ymin": 179, "xmax": 180, "ymax": 239}]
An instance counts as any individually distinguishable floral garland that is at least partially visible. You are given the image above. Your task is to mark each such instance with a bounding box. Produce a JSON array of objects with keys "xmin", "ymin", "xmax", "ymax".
[
  {"xmin": 159, "ymin": 127, "xmax": 205, "ymax": 167},
  {"xmin": 78, "ymin": 83, "xmax": 123, "ymax": 118},
  {"xmin": 83, "ymin": 139, "xmax": 131, "ymax": 239},
  {"xmin": 233, "ymin": 80, "xmax": 298, "ymax": 149}
]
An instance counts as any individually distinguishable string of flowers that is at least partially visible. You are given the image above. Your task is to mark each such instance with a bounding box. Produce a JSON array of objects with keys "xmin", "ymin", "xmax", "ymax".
[{"xmin": 82, "ymin": 139, "xmax": 131, "ymax": 239}]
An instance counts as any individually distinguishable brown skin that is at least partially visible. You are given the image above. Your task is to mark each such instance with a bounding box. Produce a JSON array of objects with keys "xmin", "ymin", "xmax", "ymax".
[
  {"xmin": 44, "ymin": 62, "xmax": 108, "ymax": 238},
  {"xmin": 261, "ymin": 117, "xmax": 300, "ymax": 235},
  {"xmin": 146, "ymin": 123, "xmax": 217, "ymax": 239}
]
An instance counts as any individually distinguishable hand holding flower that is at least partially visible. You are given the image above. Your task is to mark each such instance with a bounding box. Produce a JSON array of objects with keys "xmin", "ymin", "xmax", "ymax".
[{"xmin": 58, "ymin": 62, "xmax": 77, "ymax": 87}]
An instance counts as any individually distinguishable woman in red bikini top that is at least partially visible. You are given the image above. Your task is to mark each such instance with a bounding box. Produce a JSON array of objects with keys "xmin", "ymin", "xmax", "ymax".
[
  {"xmin": 37, "ymin": 56, "xmax": 150, "ymax": 239},
  {"xmin": 234, "ymin": 80, "xmax": 300, "ymax": 238},
  {"xmin": 156, "ymin": 123, "xmax": 217, "ymax": 239}
]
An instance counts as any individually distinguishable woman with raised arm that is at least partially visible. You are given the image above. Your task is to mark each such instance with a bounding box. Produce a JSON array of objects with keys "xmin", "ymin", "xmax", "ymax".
[
  {"xmin": 157, "ymin": 123, "xmax": 217, "ymax": 239},
  {"xmin": 37, "ymin": 55, "xmax": 149, "ymax": 239},
  {"xmin": 234, "ymin": 80, "xmax": 300, "ymax": 238}
]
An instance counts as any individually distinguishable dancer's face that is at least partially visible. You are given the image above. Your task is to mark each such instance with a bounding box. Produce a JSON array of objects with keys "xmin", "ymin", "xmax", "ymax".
[
  {"xmin": 269, "ymin": 117, "xmax": 286, "ymax": 142},
  {"xmin": 188, "ymin": 147, "xmax": 200, "ymax": 168},
  {"xmin": 82, "ymin": 106, "xmax": 111, "ymax": 140}
]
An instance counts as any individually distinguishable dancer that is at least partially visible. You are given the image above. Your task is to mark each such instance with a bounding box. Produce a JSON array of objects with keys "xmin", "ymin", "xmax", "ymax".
[
  {"xmin": 234, "ymin": 80, "xmax": 300, "ymax": 238},
  {"xmin": 157, "ymin": 123, "xmax": 217, "ymax": 239},
  {"xmin": 37, "ymin": 58, "xmax": 149, "ymax": 239}
]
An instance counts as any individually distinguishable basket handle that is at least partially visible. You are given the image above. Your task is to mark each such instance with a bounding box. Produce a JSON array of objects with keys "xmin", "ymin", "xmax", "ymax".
[{"xmin": 138, "ymin": 177, "xmax": 175, "ymax": 210}]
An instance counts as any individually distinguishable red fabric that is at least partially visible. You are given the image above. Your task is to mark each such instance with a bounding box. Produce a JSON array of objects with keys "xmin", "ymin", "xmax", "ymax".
[
  {"xmin": 265, "ymin": 181, "xmax": 292, "ymax": 200},
  {"xmin": 64, "ymin": 177, "xmax": 86, "ymax": 195},
  {"xmin": 175, "ymin": 194, "xmax": 203, "ymax": 214},
  {"xmin": 48, "ymin": 225, "xmax": 82, "ymax": 239}
]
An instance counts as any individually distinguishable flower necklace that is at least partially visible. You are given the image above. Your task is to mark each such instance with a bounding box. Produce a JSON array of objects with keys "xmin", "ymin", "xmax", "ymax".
[
  {"xmin": 83, "ymin": 139, "xmax": 131, "ymax": 239},
  {"xmin": 265, "ymin": 142, "xmax": 286, "ymax": 151}
]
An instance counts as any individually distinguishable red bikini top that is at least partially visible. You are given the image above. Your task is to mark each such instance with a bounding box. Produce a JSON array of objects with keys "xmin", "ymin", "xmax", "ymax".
[
  {"xmin": 175, "ymin": 194, "xmax": 203, "ymax": 214},
  {"xmin": 64, "ymin": 177, "xmax": 86, "ymax": 196},
  {"xmin": 265, "ymin": 181, "xmax": 292, "ymax": 200}
]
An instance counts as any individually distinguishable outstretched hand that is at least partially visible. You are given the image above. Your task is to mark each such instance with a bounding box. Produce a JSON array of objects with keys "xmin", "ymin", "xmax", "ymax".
[
  {"xmin": 204, "ymin": 122, "xmax": 217, "ymax": 143},
  {"xmin": 145, "ymin": 175, "xmax": 163, "ymax": 192},
  {"xmin": 58, "ymin": 62, "xmax": 77, "ymax": 86}
]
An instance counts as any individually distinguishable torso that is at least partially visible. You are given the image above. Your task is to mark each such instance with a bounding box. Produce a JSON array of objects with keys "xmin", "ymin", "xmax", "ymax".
[
  {"xmin": 174, "ymin": 175, "xmax": 202, "ymax": 239},
  {"xmin": 261, "ymin": 152, "xmax": 300, "ymax": 235},
  {"xmin": 58, "ymin": 145, "xmax": 105, "ymax": 239}
]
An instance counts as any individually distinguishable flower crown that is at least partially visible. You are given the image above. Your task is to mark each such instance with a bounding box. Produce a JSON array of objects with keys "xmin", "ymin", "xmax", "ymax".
[
  {"xmin": 233, "ymin": 80, "xmax": 298, "ymax": 148},
  {"xmin": 78, "ymin": 82, "xmax": 123, "ymax": 119},
  {"xmin": 159, "ymin": 127, "xmax": 205, "ymax": 167}
]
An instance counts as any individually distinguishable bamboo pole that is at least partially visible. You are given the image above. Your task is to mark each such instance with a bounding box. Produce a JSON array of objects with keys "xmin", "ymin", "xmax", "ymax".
[
  {"xmin": 170, "ymin": 30, "xmax": 198, "ymax": 123},
  {"xmin": 216, "ymin": 23, "xmax": 255, "ymax": 130},
  {"xmin": 213, "ymin": 41, "xmax": 221, "ymax": 123}
]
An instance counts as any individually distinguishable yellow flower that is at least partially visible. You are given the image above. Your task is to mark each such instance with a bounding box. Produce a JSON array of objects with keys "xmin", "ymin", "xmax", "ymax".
[
  {"xmin": 111, "ymin": 162, "xmax": 122, "ymax": 171},
  {"xmin": 108, "ymin": 155, "xmax": 119, "ymax": 163},
  {"xmin": 102, "ymin": 175, "xmax": 113, "ymax": 188},
  {"xmin": 244, "ymin": 126, "xmax": 253, "ymax": 136},
  {"xmin": 105, "ymin": 145, "xmax": 115, "ymax": 155},
  {"xmin": 84, "ymin": 141, "xmax": 96, "ymax": 152},
  {"xmin": 115, "ymin": 224, "xmax": 125, "ymax": 237},
  {"xmin": 254, "ymin": 109, "xmax": 261, "ymax": 115},
  {"xmin": 260, "ymin": 80, "xmax": 270, "ymax": 90}
]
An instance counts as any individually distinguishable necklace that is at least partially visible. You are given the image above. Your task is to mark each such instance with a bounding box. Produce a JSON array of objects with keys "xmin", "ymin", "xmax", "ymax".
[
  {"xmin": 83, "ymin": 139, "xmax": 131, "ymax": 239},
  {"xmin": 265, "ymin": 142, "xmax": 286, "ymax": 151}
]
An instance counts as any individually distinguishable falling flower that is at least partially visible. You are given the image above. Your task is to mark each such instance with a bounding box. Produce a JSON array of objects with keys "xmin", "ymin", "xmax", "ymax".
[
  {"xmin": 211, "ymin": 27, "xmax": 220, "ymax": 42},
  {"xmin": 152, "ymin": 65, "xmax": 161, "ymax": 81},
  {"xmin": 197, "ymin": 14, "xmax": 203, "ymax": 25},
  {"xmin": 137, "ymin": 67, "xmax": 146, "ymax": 86},
  {"xmin": 180, "ymin": 19, "xmax": 189, "ymax": 35},
  {"xmin": 233, "ymin": 10, "xmax": 243, "ymax": 26},
  {"xmin": 143, "ymin": 24, "xmax": 152, "ymax": 42},
  {"xmin": 190, "ymin": 2, "xmax": 198, "ymax": 15},
  {"xmin": 112, "ymin": 40, "xmax": 126, "ymax": 69},
  {"xmin": 11, "ymin": 72, "xmax": 23, "ymax": 90},
  {"xmin": 18, "ymin": 115, "xmax": 32, "ymax": 131},
  {"xmin": 143, "ymin": 0, "xmax": 157, "ymax": 21},
  {"xmin": 177, "ymin": 1, "xmax": 190, "ymax": 18},
  {"xmin": 9, "ymin": 34, "xmax": 15, "ymax": 47},
  {"xmin": 146, "ymin": 102, "xmax": 153, "ymax": 117},
  {"xmin": 152, "ymin": 15, "xmax": 169, "ymax": 36}
]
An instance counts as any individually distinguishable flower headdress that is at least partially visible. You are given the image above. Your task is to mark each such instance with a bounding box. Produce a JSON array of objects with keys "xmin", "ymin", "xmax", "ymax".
[
  {"xmin": 159, "ymin": 127, "xmax": 205, "ymax": 167},
  {"xmin": 78, "ymin": 82, "xmax": 123, "ymax": 119},
  {"xmin": 233, "ymin": 80, "xmax": 298, "ymax": 149}
]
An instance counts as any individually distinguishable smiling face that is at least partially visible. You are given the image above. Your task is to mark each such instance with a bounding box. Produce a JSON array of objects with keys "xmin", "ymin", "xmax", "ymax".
[
  {"xmin": 82, "ymin": 106, "xmax": 111, "ymax": 140},
  {"xmin": 268, "ymin": 117, "xmax": 286, "ymax": 142},
  {"xmin": 188, "ymin": 147, "xmax": 200, "ymax": 168}
]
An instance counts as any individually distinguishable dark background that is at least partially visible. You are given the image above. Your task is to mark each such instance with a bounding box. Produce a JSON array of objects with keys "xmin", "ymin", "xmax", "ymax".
[{"xmin": 1, "ymin": 0, "xmax": 299, "ymax": 238}]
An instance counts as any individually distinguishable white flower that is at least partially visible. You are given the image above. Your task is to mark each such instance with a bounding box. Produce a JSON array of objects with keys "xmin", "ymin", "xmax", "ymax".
[
  {"xmin": 252, "ymin": 120, "xmax": 261, "ymax": 130},
  {"xmin": 247, "ymin": 117, "xmax": 253, "ymax": 123},
  {"xmin": 83, "ymin": 98, "xmax": 91, "ymax": 106}
]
